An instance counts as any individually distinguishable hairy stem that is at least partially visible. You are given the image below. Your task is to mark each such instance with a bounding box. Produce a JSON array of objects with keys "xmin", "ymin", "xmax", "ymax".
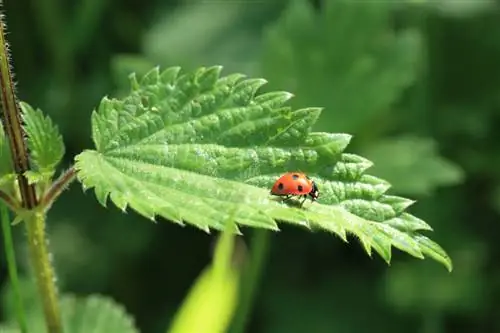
[
  {"xmin": 1, "ymin": 204, "xmax": 28, "ymax": 333},
  {"xmin": 25, "ymin": 212, "xmax": 62, "ymax": 333},
  {"xmin": 229, "ymin": 230, "xmax": 271, "ymax": 333},
  {"xmin": 0, "ymin": 15, "xmax": 37, "ymax": 209},
  {"xmin": 0, "ymin": 12, "xmax": 62, "ymax": 333},
  {"xmin": 40, "ymin": 167, "xmax": 77, "ymax": 209}
]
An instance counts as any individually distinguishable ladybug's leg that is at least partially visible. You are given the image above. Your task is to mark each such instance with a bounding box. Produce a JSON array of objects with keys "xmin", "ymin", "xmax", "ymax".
[
  {"xmin": 282, "ymin": 195, "xmax": 292, "ymax": 202},
  {"xmin": 299, "ymin": 195, "xmax": 308, "ymax": 207}
]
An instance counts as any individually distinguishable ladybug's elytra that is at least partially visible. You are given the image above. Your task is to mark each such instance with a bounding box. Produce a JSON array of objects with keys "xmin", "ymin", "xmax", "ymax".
[{"xmin": 270, "ymin": 172, "xmax": 319, "ymax": 206}]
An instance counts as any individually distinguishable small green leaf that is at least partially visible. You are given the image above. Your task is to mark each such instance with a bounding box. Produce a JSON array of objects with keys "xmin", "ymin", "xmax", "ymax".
[
  {"xmin": 20, "ymin": 101, "xmax": 65, "ymax": 178},
  {"xmin": 23, "ymin": 170, "xmax": 53, "ymax": 185},
  {"xmin": 0, "ymin": 120, "xmax": 16, "ymax": 196},
  {"xmin": 75, "ymin": 66, "xmax": 452, "ymax": 270},
  {"xmin": 362, "ymin": 135, "xmax": 464, "ymax": 196}
]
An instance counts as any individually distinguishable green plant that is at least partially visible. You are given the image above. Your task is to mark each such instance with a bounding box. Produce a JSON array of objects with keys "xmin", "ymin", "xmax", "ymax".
[{"xmin": 0, "ymin": 7, "xmax": 452, "ymax": 333}]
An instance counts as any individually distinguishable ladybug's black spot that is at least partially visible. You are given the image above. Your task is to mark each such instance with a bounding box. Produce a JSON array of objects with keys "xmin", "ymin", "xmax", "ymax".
[
  {"xmin": 278, "ymin": 183, "xmax": 284, "ymax": 190},
  {"xmin": 297, "ymin": 185, "xmax": 303, "ymax": 192},
  {"xmin": 292, "ymin": 174, "xmax": 300, "ymax": 180}
]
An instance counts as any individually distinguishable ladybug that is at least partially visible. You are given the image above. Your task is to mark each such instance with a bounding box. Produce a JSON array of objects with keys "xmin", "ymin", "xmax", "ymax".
[{"xmin": 270, "ymin": 172, "xmax": 319, "ymax": 206}]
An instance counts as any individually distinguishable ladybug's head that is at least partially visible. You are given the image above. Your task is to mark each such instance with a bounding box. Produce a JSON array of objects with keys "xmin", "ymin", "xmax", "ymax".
[{"xmin": 309, "ymin": 181, "xmax": 320, "ymax": 201}]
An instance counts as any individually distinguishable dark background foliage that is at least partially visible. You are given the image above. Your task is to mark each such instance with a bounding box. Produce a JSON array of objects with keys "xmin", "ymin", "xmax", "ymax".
[{"xmin": 1, "ymin": 0, "xmax": 498, "ymax": 332}]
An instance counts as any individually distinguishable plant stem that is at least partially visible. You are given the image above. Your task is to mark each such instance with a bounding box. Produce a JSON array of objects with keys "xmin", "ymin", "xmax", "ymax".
[
  {"xmin": 1, "ymin": 204, "xmax": 28, "ymax": 333},
  {"xmin": 0, "ymin": 12, "xmax": 63, "ymax": 333},
  {"xmin": 0, "ymin": 15, "xmax": 37, "ymax": 209},
  {"xmin": 40, "ymin": 167, "xmax": 76, "ymax": 210},
  {"xmin": 25, "ymin": 212, "xmax": 62, "ymax": 333},
  {"xmin": 229, "ymin": 230, "xmax": 271, "ymax": 333}
]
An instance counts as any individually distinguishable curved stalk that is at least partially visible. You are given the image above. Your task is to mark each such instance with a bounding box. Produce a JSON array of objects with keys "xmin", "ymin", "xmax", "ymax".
[{"xmin": 40, "ymin": 167, "xmax": 77, "ymax": 210}]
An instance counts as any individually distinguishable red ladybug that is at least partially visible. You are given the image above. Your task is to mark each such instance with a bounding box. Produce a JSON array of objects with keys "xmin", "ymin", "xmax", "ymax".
[{"xmin": 270, "ymin": 172, "xmax": 319, "ymax": 206}]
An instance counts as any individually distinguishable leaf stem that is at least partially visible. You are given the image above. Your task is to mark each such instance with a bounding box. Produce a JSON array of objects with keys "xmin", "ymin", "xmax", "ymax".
[
  {"xmin": 0, "ymin": 204, "xmax": 28, "ymax": 333},
  {"xmin": 25, "ymin": 212, "xmax": 62, "ymax": 333},
  {"xmin": 229, "ymin": 230, "xmax": 271, "ymax": 333},
  {"xmin": 40, "ymin": 167, "xmax": 77, "ymax": 209}
]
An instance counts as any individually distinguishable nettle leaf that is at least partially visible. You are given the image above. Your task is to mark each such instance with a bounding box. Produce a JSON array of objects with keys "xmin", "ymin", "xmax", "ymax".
[
  {"xmin": 61, "ymin": 295, "xmax": 138, "ymax": 333},
  {"xmin": 362, "ymin": 136, "xmax": 464, "ymax": 196},
  {"xmin": 261, "ymin": 0, "xmax": 420, "ymax": 133},
  {"xmin": 0, "ymin": 294, "xmax": 137, "ymax": 333},
  {"xmin": 20, "ymin": 101, "xmax": 65, "ymax": 181},
  {"xmin": 75, "ymin": 66, "xmax": 452, "ymax": 270}
]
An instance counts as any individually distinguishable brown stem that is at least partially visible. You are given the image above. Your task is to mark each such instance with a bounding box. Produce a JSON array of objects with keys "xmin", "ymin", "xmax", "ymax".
[
  {"xmin": 0, "ymin": 12, "xmax": 63, "ymax": 333},
  {"xmin": 0, "ymin": 15, "xmax": 37, "ymax": 209},
  {"xmin": 40, "ymin": 166, "xmax": 76, "ymax": 209}
]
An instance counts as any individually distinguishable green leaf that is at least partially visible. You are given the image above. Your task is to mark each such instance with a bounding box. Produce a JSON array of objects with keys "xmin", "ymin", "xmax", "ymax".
[
  {"xmin": 168, "ymin": 214, "xmax": 242, "ymax": 333},
  {"xmin": 61, "ymin": 295, "xmax": 138, "ymax": 333},
  {"xmin": 0, "ymin": 120, "xmax": 16, "ymax": 193},
  {"xmin": 362, "ymin": 136, "xmax": 464, "ymax": 195},
  {"xmin": 0, "ymin": 294, "xmax": 138, "ymax": 333},
  {"xmin": 261, "ymin": 0, "xmax": 421, "ymax": 133},
  {"xmin": 20, "ymin": 101, "xmax": 65, "ymax": 178},
  {"xmin": 75, "ymin": 66, "xmax": 452, "ymax": 270}
]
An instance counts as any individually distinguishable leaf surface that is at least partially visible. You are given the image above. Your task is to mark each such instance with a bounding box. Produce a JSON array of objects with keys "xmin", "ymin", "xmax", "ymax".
[
  {"xmin": 75, "ymin": 66, "xmax": 452, "ymax": 270},
  {"xmin": 20, "ymin": 101, "xmax": 65, "ymax": 181}
]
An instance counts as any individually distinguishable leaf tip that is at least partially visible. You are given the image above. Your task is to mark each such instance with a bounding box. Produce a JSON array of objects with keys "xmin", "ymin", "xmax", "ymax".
[
  {"xmin": 442, "ymin": 255, "xmax": 453, "ymax": 273},
  {"xmin": 338, "ymin": 231, "xmax": 348, "ymax": 243},
  {"xmin": 283, "ymin": 91, "xmax": 294, "ymax": 100},
  {"xmin": 128, "ymin": 73, "xmax": 139, "ymax": 90}
]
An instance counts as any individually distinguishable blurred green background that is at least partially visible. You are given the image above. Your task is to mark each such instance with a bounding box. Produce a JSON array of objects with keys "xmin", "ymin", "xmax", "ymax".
[{"xmin": 1, "ymin": 0, "xmax": 499, "ymax": 332}]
